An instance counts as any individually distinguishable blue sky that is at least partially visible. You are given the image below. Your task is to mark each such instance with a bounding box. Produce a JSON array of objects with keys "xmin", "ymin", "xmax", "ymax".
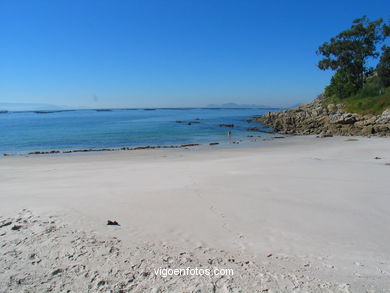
[{"xmin": 0, "ymin": 0, "xmax": 389, "ymax": 108}]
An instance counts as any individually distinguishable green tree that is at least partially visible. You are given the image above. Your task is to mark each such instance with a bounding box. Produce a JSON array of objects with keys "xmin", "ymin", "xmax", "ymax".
[
  {"xmin": 377, "ymin": 46, "xmax": 390, "ymax": 87},
  {"xmin": 317, "ymin": 16, "xmax": 386, "ymax": 96},
  {"xmin": 324, "ymin": 70, "xmax": 358, "ymax": 98},
  {"xmin": 383, "ymin": 23, "xmax": 390, "ymax": 37}
]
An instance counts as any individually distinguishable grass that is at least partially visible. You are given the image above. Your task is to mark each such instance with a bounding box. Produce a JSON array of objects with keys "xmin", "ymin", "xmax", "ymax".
[{"xmin": 323, "ymin": 84, "xmax": 390, "ymax": 115}]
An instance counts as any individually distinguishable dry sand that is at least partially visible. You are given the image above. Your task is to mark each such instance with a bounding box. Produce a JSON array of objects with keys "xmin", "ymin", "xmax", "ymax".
[{"xmin": 1, "ymin": 136, "xmax": 390, "ymax": 292}]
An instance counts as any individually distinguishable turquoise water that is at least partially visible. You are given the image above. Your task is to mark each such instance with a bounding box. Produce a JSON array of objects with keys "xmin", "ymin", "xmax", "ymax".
[{"xmin": 0, "ymin": 108, "xmax": 276, "ymax": 154}]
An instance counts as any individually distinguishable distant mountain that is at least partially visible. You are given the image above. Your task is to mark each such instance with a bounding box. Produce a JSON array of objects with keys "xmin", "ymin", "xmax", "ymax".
[
  {"xmin": 0, "ymin": 102, "xmax": 71, "ymax": 111},
  {"xmin": 206, "ymin": 103, "xmax": 278, "ymax": 109},
  {"xmin": 288, "ymin": 103, "xmax": 302, "ymax": 108}
]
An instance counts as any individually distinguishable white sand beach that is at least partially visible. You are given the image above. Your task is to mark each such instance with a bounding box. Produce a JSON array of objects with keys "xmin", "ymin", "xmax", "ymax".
[{"xmin": 1, "ymin": 136, "xmax": 390, "ymax": 292}]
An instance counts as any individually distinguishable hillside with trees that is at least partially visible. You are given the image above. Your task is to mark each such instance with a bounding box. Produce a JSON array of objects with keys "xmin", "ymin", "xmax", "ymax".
[
  {"xmin": 318, "ymin": 16, "xmax": 389, "ymax": 114},
  {"xmin": 257, "ymin": 17, "xmax": 390, "ymax": 136}
]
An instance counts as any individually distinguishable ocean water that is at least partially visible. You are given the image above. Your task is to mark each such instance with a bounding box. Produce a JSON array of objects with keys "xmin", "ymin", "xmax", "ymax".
[{"xmin": 0, "ymin": 108, "xmax": 277, "ymax": 154}]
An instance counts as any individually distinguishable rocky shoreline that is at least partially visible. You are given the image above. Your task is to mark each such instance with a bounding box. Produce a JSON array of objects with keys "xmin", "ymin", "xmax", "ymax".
[{"xmin": 257, "ymin": 95, "xmax": 390, "ymax": 137}]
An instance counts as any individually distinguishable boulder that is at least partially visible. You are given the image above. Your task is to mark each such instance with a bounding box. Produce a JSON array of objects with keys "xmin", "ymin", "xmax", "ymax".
[
  {"xmin": 361, "ymin": 125, "xmax": 374, "ymax": 135},
  {"xmin": 376, "ymin": 109, "xmax": 390, "ymax": 124},
  {"xmin": 332, "ymin": 113, "xmax": 357, "ymax": 124},
  {"xmin": 374, "ymin": 125, "xmax": 389, "ymax": 133},
  {"xmin": 327, "ymin": 104, "xmax": 337, "ymax": 113}
]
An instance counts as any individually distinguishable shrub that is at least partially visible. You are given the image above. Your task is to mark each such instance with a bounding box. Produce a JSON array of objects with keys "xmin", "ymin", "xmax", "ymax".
[{"xmin": 324, "ymin": 70, "xmax": 359, "ymax": 99}]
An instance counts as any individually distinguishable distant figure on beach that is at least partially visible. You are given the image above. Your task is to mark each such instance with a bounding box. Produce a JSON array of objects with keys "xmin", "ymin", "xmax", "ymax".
[{"xmin": 228, "ymin": 130, "xmax": 232, "ymax": 138}]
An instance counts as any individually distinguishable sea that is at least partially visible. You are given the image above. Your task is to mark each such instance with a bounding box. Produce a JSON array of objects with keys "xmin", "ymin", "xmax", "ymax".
[{"xmin": 0, "ymin": 108, "xmax": 278, "ymax": 155}]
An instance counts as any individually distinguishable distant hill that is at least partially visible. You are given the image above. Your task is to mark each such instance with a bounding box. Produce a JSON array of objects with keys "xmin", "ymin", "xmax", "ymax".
[
  {"xmin": 206, "ymin": 103, "xmax": 278, "ymax": 109},
  {"xmin": 288, "ymin": 103, "xmax": 302, "ymax": 108},
  {"xmin": 0, "ymin": 103, "xmax": 71, "ymax": 111}
]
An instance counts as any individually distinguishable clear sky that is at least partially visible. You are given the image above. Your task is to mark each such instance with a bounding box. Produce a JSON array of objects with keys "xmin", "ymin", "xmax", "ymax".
[{"xmin": 0, "ymin": 0, "xmax": 389, "ymax": 108}]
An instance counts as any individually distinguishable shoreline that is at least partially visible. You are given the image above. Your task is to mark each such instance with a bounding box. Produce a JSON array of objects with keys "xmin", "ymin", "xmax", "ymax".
[
  {"xmin": 1, "ymin": 133, "xmax": 384, "ymax": 158},
  {"xmin": 1, "ymin": 134, "xmax": 281, "ymax": 157}
]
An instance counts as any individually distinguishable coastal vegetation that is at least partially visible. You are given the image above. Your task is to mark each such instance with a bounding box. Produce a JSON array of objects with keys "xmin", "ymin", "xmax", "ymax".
[
  {"xmin": 257, "ymin": 16, "xmax": 390, "ymax": 137},
  {"xmin": 323, "ymin": 76, "xmax": 390, "ymax": 114},
  {"xmin": 317, "ymin": 16, "xmax": 390, "ymax": 114}
]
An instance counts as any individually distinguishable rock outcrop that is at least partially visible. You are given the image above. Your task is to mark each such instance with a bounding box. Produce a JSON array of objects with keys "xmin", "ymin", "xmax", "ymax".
[{"xmin": 257, "ymin": 96, "xmax": 390, "ymax": 136}]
